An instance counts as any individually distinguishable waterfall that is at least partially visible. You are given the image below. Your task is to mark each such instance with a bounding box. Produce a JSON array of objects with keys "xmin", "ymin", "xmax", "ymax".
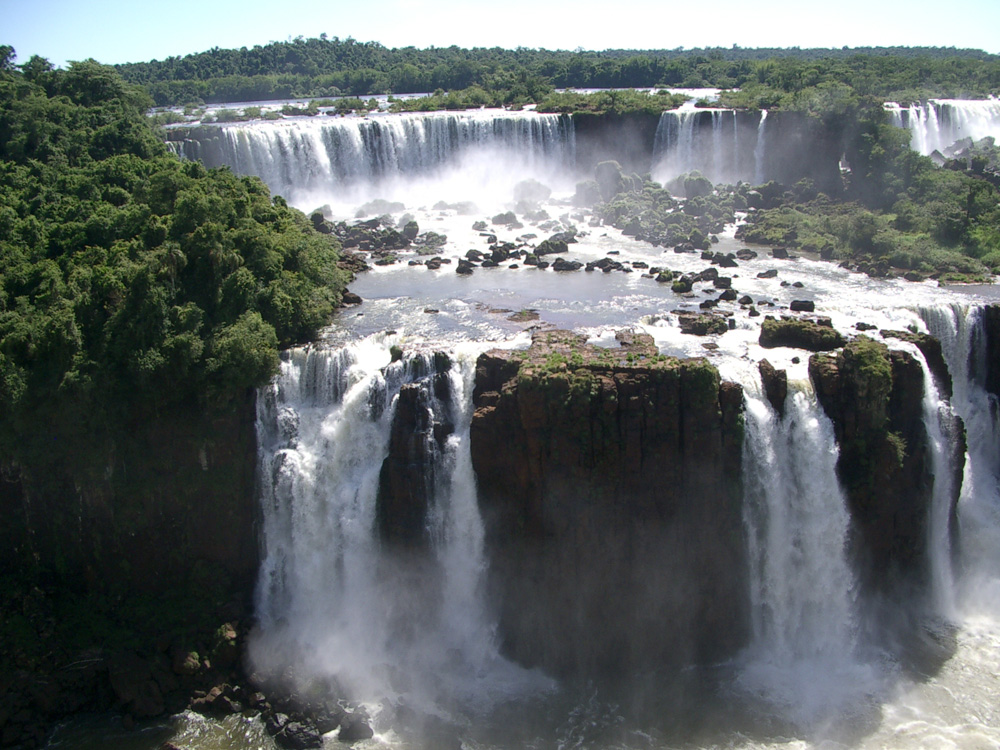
[
  {"xmin": 753, "ymin": 109, "xmax": 768, "ymax": 184},
  {"xmin": 736, "ymin": 376, "xmax": 877, "ymax": 729},
  {"xmin": 251, "ymin": 334, "xmax": 538, "ymax": 712},
  {"xmin": 885, "ymin": 98, "xmax": 1000, "ymax": 157},
  {"xmin": 652, "ymin": 107, "xmax": 760, "ymax": 187},
  {"xmin": 921, "ymin": 305, "xmax": 1000, "ymax": 615},
  {"xmin": 168, "ymin": 110, "xmax": 575, "ymax": 207},
  {"xmin": 892, "ymin": 340, "xmax": 959, "ymax": 617}
]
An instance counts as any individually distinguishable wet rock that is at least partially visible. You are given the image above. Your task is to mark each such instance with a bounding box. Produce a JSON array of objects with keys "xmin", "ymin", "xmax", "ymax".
[
  {"xmin": 717, "ymin": 289, "xmax": 738, "ymax": 302},
  {"xmin": 757, "ymin": 269, "xmax": 778, "ymax": 279},
  {"xmin": 552, "ymin": 258, "xmax": 583, "ymax": 272},
  {"xmin": 713, "ymin": 277, "xmax": 732, "ymax": 289},
  {"xmin": 736, "ymin": 248, "xmax": 758, "ymax": 260},
  {"xmin": 339, "ymin": 712, "xmax": 375, "ymax": 742},
  {"xmin": 716, "ymin": 255, "xmax": 739, "ymax": 268},
  {"xmin": 677, "ymin": 313, "xmax": 729, "ymax": 336},
  {"xmin": 401, "ymin": 220, "xmax": 419, "ymax": 240},
  {"xmin": 759, "ymin": 317, "xmax": 846, "ymax": 351},
  {"xmin": 535, "ymin": 238, "xmax": 568, "ymax": 256},
  {"xmin": 771, "ymin": 247, "xmax": 790, "ymax": 259},
  {"xmin": 341, "ymin": 291, "xmax": 362, "ymax": 306},
  {"xmin": 789, "ymin": 300, "xmax": 815, "ymax": 312},
  {"xmin": 758, "ymin": 359, "xmax": 788, "ymax": 416},
  {"xmin": 456, "ymin": 260, "xmax": 475, "ymax": 275}
]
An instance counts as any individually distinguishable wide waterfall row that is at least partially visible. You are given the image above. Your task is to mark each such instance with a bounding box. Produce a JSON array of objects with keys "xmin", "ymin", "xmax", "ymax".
[
  {"xmin": 651, "ymin": 108, "xmax": 766, "ymax": 185},
  {"xmin": 168, "ymin": 110, "xmax": 575, "ymax": 205},
  {"xmin": 885, "ymin": 98, "xmax": 1000, "ymax": 157}
]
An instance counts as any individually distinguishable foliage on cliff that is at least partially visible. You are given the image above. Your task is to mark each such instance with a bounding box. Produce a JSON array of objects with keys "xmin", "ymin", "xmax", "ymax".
[
  {"xmin": 736, "ymin": 104, "xmax": 1000, "ymax": 279},
  {"xmin": 0, "ymin": 57, "xmax": 349, "ymax": 470}
]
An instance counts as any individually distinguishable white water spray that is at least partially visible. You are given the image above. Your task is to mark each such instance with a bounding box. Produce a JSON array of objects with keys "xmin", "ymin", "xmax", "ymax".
[
  {"xmin": 885, "ymin": 98, "xmax": 1000, "ymax": 157},
  {"xmin": 251, "ymin": 334, "xmax": 546, "ymax": 715},
  {"xmin": 737, "ymin": 376, "xmax": 878, "ymax": 730}
]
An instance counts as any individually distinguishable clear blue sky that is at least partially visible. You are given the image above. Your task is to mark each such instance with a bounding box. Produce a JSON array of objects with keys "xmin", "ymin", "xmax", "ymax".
[{"xmin": 3, "ymin": 0, "xmax": 999, "ymax": 68}]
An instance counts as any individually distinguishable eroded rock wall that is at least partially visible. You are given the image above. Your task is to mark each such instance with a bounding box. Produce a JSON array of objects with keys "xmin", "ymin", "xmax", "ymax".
[
  {"xmin": 809, "ymin": 337, "xmax": 964, "ymax": 598},
  {"xmin": 470, "ymin": 330, "xmax": 747, "ymax": 678}
]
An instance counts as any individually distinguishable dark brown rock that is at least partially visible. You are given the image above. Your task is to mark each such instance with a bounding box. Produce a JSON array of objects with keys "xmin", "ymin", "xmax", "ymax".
[
  {"xmin": 758, "ymin": 359, "xmax": 788, "ymax": 416},
  {"xmin": 470, "ymin": 330, "xmax": 748, "ymax": 679},
  {"xmin": 809, "ymin": 338, "xmax": 964, "ymax": 599},
  {"xmin": 759, "ymin": 317, "xmax": 846, "ymax": 351}
]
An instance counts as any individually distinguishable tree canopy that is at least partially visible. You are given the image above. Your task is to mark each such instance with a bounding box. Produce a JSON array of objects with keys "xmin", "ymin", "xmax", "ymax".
[{"xmin": 0, "ymin": 55, "xmax": 350, "ymax": 473}]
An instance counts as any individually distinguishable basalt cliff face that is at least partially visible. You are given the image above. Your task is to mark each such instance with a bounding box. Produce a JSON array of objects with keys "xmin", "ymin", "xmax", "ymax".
[
  {"xmin": 469, "ymin": 330, "xmax": 747, "ymax": 678},
  {"xmin": 809, "ymin": 337, "xmax": 964, "ymax": 600},
  {"xmin": 0, "ymin": 392, "xmax": 259, "ymax": 599}
]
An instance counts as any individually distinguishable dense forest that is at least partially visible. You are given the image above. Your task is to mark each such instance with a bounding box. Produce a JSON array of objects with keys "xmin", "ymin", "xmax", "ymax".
[
  {"xmin": 0, "ymin": 46, "xmax": 350, "ymax": 491},
  {"xmin": 112, "ymin": 37, "xmax": 1000, "ymax": 107}
]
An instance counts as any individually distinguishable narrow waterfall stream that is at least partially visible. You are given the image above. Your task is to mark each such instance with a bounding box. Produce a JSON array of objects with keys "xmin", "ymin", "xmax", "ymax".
[{"xmin": 736, "ymin": 376, "xmax": 878, "ymax": 734}]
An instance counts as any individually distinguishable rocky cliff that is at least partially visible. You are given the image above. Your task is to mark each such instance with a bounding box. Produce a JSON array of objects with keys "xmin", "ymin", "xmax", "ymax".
[
  {"xmin": 469, "ymin": 330, "xmax": 747, "ymax": 679},
  {"xmin": 809, "ymin": 336, "xmax": 964, "ymax": 601},
  {"xmin": 0, "ymin": 392, "xmax": 259, "ymax": 599}
]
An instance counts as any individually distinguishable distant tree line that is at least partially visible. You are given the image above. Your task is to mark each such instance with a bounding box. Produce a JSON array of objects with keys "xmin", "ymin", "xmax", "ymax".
[{"xmin": 109, "ymin": 37, "xmax": 1000, "ymax": 106}]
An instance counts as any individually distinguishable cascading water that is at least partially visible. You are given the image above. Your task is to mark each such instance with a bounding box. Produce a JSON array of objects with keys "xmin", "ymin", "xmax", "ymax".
[
  {"xmin": 168, "ymin": 110, "xmax": 575, "ymax": 207},
  {"xmin": 251, "ymin": 334, "xmax": 545, "ymax": 720},
  {"xmin": 891, "ymin": 339, "xmax": 960, "ymax": 618},
  {"xmin": 885, "ymin": 98, "xmax": 1000, "ymax": 157},
  {"xmin": 920, "ymin": 304, "xmax": 1000, "ymax": 614},
  {"xmin": 651, "ymin": 106, "xmax": 760, "ymax": 186},
  {"xmin": 753, "ymin": 109, "xmax": 768, "ymax": 184},
  {"xmin": 736, "ymin": 373, "xmax": 878, "ymax": 732}
]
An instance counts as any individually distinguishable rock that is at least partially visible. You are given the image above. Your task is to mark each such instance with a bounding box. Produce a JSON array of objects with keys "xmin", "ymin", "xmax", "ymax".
[
  {"xmin": 108, "ymin": 652, "xmax": 165, "ymax": 718},
  {"xmin": 757, "ymin": 269, "xmax": 778, "ymax": 279},
  {"xmin": 535, "ymin": 239, "xmax": 568, "ymax": 256},
  {"xmin": 771, "ymin": 247, "xmax": 790, "ymax": 259},
  {"xmin": 341, "ymin": 291, "xmax": 362, "ymax": 306},
  {"xmin": 492, "ymin": 211, "xmax": 520, "ymax": 227},
  {"xmin": 470, "ymin": 330, "xmax": 748, "ymax": 679},
  {"xmin": 736, "ymin": 248, "xmax": 758, "ymax": 260},
  {"xmin": 677, "ymin": 313, "xmax": 729, "ymax": 336},
  {"xmin": 759, "ymin": 317, "xmax": 846, "ymax": 352},
  {"xmin": 552, "ymin": 257, "xmax": 583, "ymax": 272},
  {"xmin": 377, "ymin": 374, "xmax": 453, "ymax": 547},
  {"xmin": 401, "ymin": 220, "xmax": 419, "ymax": 240},
  {"xmin": 717, "ymin": 289, "xmax": 738, "ymax": 302},
  {"xmin": 456, "ymin": 260, "xmax": 475, "ymax": 275},
  {"xmin": 880, "ymin": 329, "xmax": 953, "ymax": 398},
  {"xmin": 758, "ymin": 359, "xmax": 788, "ymax": 416},
  {"xmin": 698, "ymin": 267, "xmax": 719, "ymax": 282},
  {"xmin": 671, "ymin": 276, "xmax": 693, "ymax": 294},
  {"xmin": 713, "ymin": 277, "xmax": 732, "ymax": 289},
  {"xmin": 595, "ymin": 160, "xmax": 625, "ymax": 201},
  {"xmin": 277, "ymin": 719, "xmax": 323, "ymax": 749},
  {"xmin": 809, "ymin": 338, "xmax": 964, "ymax": 603},
  {"xmin": 738, "ymin": 295, "xmax": 754, "ymax": 305},
  {"xmin": 716, "ymin": 255, "xmax": 739, "ymax": 268},
  {"xmin": 339, "ymin": 713, "xmax": 375, "ymax": 742},
  {"xmin": 789, "ymin": 300, "xmax": 815, "ymax": 313}
]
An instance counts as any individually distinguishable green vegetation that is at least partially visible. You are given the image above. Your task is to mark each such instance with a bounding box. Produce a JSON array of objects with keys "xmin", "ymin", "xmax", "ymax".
[
  {"xmin": 737, "ymin": 105, "xmax": 1000, "ymax": 280},
  {"xmin": 107, "ymin": 36, "xmax": 1000, "ymax": 107},
  {"xmin": 0, "ymin": 51, "xmax": 350, "ymax": 476}
]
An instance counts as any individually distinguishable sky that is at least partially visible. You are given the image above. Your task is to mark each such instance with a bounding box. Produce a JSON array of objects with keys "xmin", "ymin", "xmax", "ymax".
[{"xmin": 3, "ymin": 0, "xmax": 1000, "ymax": 69}]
